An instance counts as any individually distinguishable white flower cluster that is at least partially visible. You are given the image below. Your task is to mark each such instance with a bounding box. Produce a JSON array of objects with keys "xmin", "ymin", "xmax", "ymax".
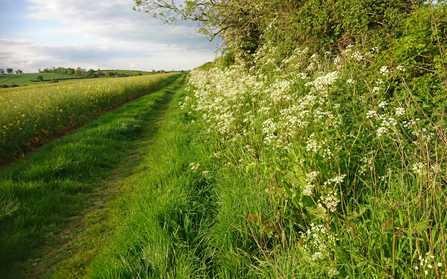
[
  {"xmin": 300, "ymin": 223, "xmax": 337, "ymax": 262},
  {"xmin": 351, "ymin": 51, "xmax": 364, "ymax": 61},
  {"xmin": 318, "ymin": 191, "xmax": 340, "ymax": 212},
  {"xmin": 190, "ymin": 162, "xmax": 200, "ymax": 171},
  {"xmin": 415, "ymin": 252, "xmax": 444, "ymax": 276},
  {"xmin": 380, "ymin": 66, "xmax": 389, "ymax": 76},
  {"xmin": 307, "ymin": 137, "xmax": 322, "ymax": 153},
  {"xmin": 323, "ymin": 174, "xmax": 347, "ymax": 186},
  {"xmin": 179, "ymin": 96, "xmax": 190, "ymax": 110},
  {"xmin": 328, "ymin": 268, "xmax": 340, "ymax": 278},
  {"xmin": 303, "ymin": 171, "xmax": 319, "ymax": 196},
  {"xmin": 359, "ymin": 157, "xmax": 375, "ymax": 175},
  {"xmin": 395, "ymin": 107, "xmax": 405, "ymax": 117},
  {"xmin": 412, "ymin": 162, "xmax": 427, "ymax": 176}
]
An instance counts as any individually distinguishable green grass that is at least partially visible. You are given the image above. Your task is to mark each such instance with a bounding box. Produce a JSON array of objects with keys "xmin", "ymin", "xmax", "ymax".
[
  {"xmin": 0, "ymin": 74, "xmax": 174, "ymax": 164},
  {"xmin": 0, "ymin": 75, "xmax": 185, "ymax": 278},
  {"xmin": 0, "ymin": 73, "xmax": 75, "ymax": 86}
]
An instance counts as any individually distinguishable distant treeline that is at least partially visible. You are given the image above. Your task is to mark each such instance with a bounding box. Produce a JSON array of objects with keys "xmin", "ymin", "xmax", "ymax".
[{"xmin": 38, "ymin": 67, "xmax": 181, "ymax": 78}]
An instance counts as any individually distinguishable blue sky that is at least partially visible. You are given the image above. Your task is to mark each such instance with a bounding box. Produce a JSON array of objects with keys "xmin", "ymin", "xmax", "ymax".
[{"xmin": 0, "ymin": 0, "xmax": 219, "ymax": 72}]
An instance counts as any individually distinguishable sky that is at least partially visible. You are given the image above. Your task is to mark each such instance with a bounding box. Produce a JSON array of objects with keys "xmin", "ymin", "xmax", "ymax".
[{"xmin": 0, "ymin": 0, "xmax": 219, "ymax": 73}]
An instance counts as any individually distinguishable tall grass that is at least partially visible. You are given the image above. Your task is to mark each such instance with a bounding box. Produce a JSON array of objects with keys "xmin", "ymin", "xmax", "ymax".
[{"xmin": 0, "ymin": 74, "xmax": 174, "ymax": 163}]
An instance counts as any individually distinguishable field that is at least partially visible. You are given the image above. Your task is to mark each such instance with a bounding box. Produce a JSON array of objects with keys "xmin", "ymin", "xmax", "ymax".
[
  {"xmin": 0, "ymin": 73, "xmax": 76, "ymax": 86},
  {"xmin": 0, "ymin": 73, "xmax": 175, "ymax": 163}
]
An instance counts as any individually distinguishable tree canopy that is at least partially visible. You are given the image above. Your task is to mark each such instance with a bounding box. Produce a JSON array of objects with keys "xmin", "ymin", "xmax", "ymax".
[{"xmin": 134, "ymin": 0, "xmax": 429, "ymax": 64}]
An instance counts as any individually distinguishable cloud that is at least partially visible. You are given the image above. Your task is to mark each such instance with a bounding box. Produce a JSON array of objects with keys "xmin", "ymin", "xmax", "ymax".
[
  {"xmin": 0, "ymin": 0, "xmax": 218, "ymax": 72},
  {"xmin": 0, "ymin": 39, "xmax": 216, "ymax": 72},
  {"xmin": 23, "ymin": 0, "xmax": 214, "ymax": 50},
  {"xmin": 0, "ymin": 39, "xmax": 35, "ymax": 46}
]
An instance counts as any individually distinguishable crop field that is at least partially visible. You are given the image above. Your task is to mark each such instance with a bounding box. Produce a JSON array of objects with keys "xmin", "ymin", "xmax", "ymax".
[
  {"xmin": 0, "ymin": 73, "xmax": 75, "ymax": 86},
  {"xmin": 0, "ymin": 73, "xmax": 175, "ymax": 163}
]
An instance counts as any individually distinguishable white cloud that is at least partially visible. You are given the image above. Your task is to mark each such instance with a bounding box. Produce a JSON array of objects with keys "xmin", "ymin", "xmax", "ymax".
[
  {"xmin": 0, "ymin": 0, "xmax": 218, "ymax": 72},
  {"xmin": 23, "ymin": 0, "xmax": 211, "ymax": 49},
  {"xmin": 0, "ymin": 39, "xmax": 215, "ymax": 72}
]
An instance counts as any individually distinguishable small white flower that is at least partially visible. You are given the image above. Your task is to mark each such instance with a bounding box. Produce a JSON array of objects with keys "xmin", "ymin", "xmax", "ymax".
[
  {"xmin": 425, "ymin": 270, "xmax": 428, "ymax": 275},
  {"xmin": 380, "ymin": 66, "xmax": 389, "ymax": 75},
  {"xmin": 415, "ymin": 266, "xmax": 419, "ymax": 270},
  {"xmin": 346, "ymin": 79, "xmax": 354, "ymax": 84},
  {"xmin": 438, "ymin": 262, "xmax": 442, "ymax": 267},
  {"xmin": 367, "ymin": 110, "xmax": 376, "ymax": 119},
  {"xmin": 328, "ymin": 268, "xmax": 339, "ymax": 277},
  {"xmin": 395, "ymin": 107, "xmax": 405, "ymax": 116},
  {"xmin": 397, "ymin": 65, "xmax": 406, "ymax": 72},
  {"xmin": 412, "ymin": 162, "xmax": 426, "ymax": 176},
  {"xmin": 428, "ymin": 264, "xmax": 433, "ymax": 269},
  {"xmin": 378, "ymin": 101, "xmax": 388, "ymax": 108}
]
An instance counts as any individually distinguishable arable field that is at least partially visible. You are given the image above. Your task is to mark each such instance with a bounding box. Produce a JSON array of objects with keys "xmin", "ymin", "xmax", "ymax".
[
  {"xmin": 0, "ymin": 73, "xmax": 76, "ymax": 86},
  {"xmin": 0, "ymin": 73, "xmax": 175, "ymax": 164}
]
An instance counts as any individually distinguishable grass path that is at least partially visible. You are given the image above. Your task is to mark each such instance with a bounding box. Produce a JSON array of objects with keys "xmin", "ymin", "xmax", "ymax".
[{"xmin": 0, "ymin": 74, "xmax": 186, "ymax": 278}]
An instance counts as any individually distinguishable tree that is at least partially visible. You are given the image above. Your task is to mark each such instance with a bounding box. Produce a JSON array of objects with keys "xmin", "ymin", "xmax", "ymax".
[
  {"xmin": 15, "ymin": 69, "xmax": 23, "ymax": 74},
  {"xmin": 66, "ymin": 68, "xmax": 75, "ymax": 75},
  {"xmin": 133, "ymin": 0, "xmax": 273, "ymax": 62},
  {"xmin": 74, "ymin": 67, "xmax": 86, "ymax": 77},
  {"xmin": 0, "ymin": 69, "xmax": 4, "ymax": 74},
  {"xmin": 6, "ymin": 68, "xmax": 13, "ymax": 74},
  {"xmin": 36, "ymin": 75, "xmax": 44, "ymax": 82}
]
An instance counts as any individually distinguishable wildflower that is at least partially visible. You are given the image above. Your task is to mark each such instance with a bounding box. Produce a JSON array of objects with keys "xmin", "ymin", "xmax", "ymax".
[
  {"xmin": 319, "ymin": 191, "xmax": 340, "ymax": 212},
  {"xmin": 346, "ymin": 79, "xmax": 354, "ymax": 84},
  {"xmin": 367, "ymin": 110, "xmax": 376, "ymax": 119},
  {"xmin": 328, "ymin": 269, "xmax": 339, "ymax": 277},
  {"xmin": 312, "ymin": 252, "xmax": 323, "ymax": 261},
  {"xmin": 303, "ymin": 171, "xmax": 319, "ymax": 196},
  {"xmin": 351, "ymin": 51, "xmax": 363, "ymax": 61},
  {"xmin": 380, "ymin": 66, "xmax": 389, "ymax": 75},
  {"xmin": 397, "ymin": 65, "xmax": 406, "ymax": 72},
  {"xmin": 376, "ymin": 127, "xmax": 388, "ymax": 138},
  {"xmin": 438, "ymin": 263, "xmax": 442, "ymax": 267},
  {"xmin": 412, "ymin": 162, "xmax": 426, "ymax": 176},
  {"xmin": 431, "ymin": 164, "xmax": 442, "ymax": 174},
  {"xmin": 378, "ymin": 101, "xmax": 388, "ymax": 108},
  {"xmin": 395, "ymin": 107, "xmax": 405, "ymax": 116}
]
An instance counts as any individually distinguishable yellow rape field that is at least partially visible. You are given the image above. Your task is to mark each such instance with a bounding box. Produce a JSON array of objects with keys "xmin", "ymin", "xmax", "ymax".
[{"xmin": 0, "ymin": 74, "xmax": 176, "ymax": 163}]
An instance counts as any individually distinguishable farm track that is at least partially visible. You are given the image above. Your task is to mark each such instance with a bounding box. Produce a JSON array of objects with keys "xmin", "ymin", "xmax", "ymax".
[{"xmin": 0, "ymin": 75, "xmax": 187, "ymax": 278}]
